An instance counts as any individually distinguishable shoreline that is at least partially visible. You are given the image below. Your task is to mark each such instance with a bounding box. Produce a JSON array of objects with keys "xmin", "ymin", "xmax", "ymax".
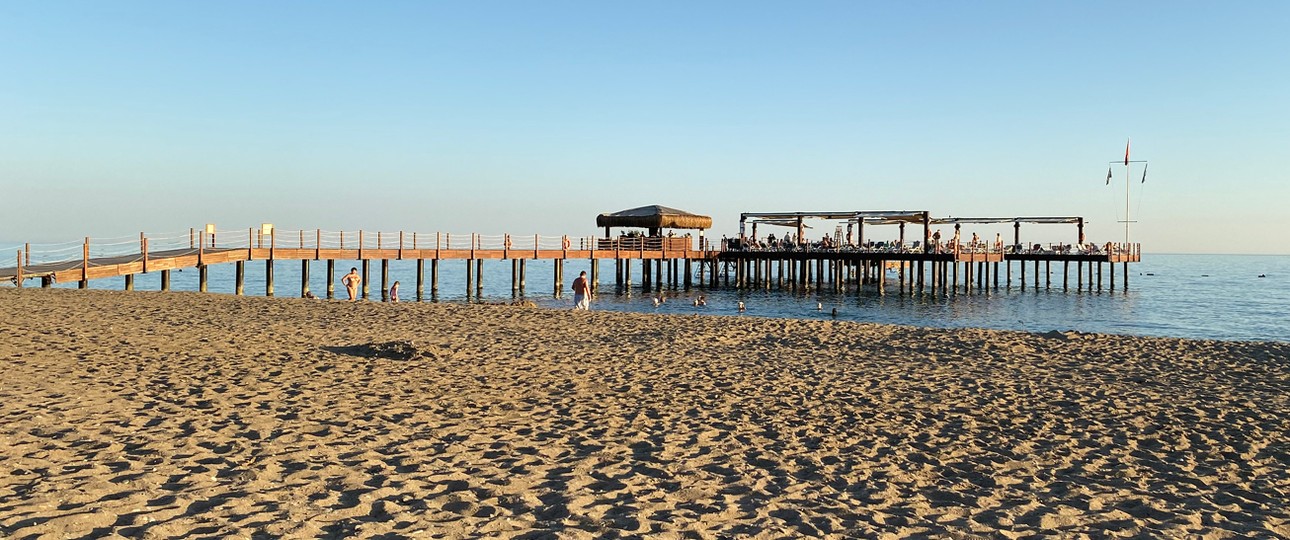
[{"xmin": 2, "ymin": 288, "xmax": 1287, "ymax": 538}]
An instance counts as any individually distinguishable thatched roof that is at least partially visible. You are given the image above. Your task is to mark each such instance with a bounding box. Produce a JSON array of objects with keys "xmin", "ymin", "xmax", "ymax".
[{"xmin": 596, "ymin": 205, "xmax": 713, "ymax": 230}]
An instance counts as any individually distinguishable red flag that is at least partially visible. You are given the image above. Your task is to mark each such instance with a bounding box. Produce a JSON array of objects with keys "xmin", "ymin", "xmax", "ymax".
[{"xmin": 1124, "ymin": 138, "xmax": 1130, "ymax": 166}]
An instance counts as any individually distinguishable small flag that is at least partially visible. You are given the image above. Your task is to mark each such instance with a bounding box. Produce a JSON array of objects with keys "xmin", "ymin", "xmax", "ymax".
[
  {"xmin": 1124, "ymin": 138, "xmax": 1131, "ymax": 166},
  {"xmin": 1141, "ymin": 162, "xmax": 1148, "ymax": 183},
  {"xmin": 1106, "ymin": 166, "xmax": 1112, "ymax": 185}
]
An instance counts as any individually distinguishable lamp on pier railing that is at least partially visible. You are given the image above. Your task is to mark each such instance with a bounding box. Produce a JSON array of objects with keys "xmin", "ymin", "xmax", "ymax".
[{"xmin": 261, "ymin": 223, "xmax": 273, "ymax": 235}]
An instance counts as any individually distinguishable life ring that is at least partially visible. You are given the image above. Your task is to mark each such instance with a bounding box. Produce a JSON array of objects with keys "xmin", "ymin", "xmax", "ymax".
[{"xmin": 562, "ymin": 237, "xmax": 571, "ymax": 250}]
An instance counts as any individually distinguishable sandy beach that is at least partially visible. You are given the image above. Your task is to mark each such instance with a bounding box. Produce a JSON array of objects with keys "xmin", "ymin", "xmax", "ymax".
[{"xmin": 1, "ymin": 288, "xmax": 1286, "ymax": 539}]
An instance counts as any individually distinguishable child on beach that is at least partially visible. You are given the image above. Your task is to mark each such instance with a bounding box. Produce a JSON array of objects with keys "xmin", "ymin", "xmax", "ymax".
[{"xmin": 388, "ymin": 281, "xmax": 400, "ymax": 303}]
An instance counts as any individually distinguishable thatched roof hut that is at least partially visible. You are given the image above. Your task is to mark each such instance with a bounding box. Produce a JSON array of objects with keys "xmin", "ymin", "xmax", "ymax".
[{"xmin": 596, "ymin": 205, "xmax": 713, "ymax": 237}]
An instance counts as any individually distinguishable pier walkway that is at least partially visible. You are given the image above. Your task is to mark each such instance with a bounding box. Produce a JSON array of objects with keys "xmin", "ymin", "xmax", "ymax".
[{"xmin": 2, "ymin": 227, "xmax": 1141, "ymax": 298}]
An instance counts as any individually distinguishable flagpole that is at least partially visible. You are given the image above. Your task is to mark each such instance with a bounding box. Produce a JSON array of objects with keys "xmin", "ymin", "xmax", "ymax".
[{"xmin": 1125, "ymin": 162, "xmax": 1131, "ymax": 245}]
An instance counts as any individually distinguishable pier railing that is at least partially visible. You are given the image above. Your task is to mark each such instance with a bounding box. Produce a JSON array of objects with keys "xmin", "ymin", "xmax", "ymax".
[
  {"xmin": 4, "ymin": 228, "xmax": 717, "ymax": 281},
  {"xmin": 722, "ymin": 240, "xmax": 1141, "ymax": 258}
]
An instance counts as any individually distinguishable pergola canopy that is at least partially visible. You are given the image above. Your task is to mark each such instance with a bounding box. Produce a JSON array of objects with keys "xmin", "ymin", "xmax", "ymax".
[{"xmin": 597, "ymin": 205, "xmax": 713, "ymax": 231}]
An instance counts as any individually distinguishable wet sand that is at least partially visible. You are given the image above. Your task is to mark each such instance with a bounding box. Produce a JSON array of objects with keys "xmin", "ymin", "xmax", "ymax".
[{"xmin": 1, "ymin": 288, "xmax": 1287, "ymax": 539}]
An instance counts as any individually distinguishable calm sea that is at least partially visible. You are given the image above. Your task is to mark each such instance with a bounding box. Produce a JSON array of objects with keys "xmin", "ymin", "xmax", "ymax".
[{"xmin": 18, "ymin": 253, "xmax": 1290, "ymax": 343}]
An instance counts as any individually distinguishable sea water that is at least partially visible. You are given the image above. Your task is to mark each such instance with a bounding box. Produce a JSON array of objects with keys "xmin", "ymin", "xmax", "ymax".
[{"xmin": 19, "ymin": 254, "xmax": 1290, "ymax": 343}]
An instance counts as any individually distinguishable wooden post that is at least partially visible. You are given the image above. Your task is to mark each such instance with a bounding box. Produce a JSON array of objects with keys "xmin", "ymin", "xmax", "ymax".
[
  {"xmin": 684, "ymin": 258, "xmax": 692, "ymax": 289},
  {"xmin": 1077, "ymin": 261, "xmax": 1083, "ymax": 291},
  {"xmin": 1033, "ymin": 260, "xmax": 1040, "ymax": 289},
  {"xmin": 1063, "ymin": 261, "xmax": 1069, "ymax": 290},
  {"xmin": 591, "ymin": 258, "xmax": 599, "ymax": 293},
  {"xmin": 361, "ymin": 260, "xmax": 370, "ymax": 299},
  {"xmin": 1097, "ymin": 261, "xmax": 1103, "ymax": 290},
  {"xmin": 81, "ymin": 237, "xmax": 89, "ymax": 289},
  {"xmin": 301, "ymin": 260, "xmax": 310, "ymax": 297},
  {"xmin": 511, "ymin": 259, "xmax": 519, "ymax": 292},
  {"xmin": 929, "ymin": 261, "xmax": 937, "ymax": 296},
  {"xmin": 553, "ymin": 259, "xmax": 561, "ymax": 296},
  {"xmin": 466, "ymin": 259, "xmax": 473, "ymax": 297},
  {"xmin": 877, "ymin": 259, "xmax": 885, "ymax": 295},
  {"xmin": 1110, "ymin": 259, "xmax": 1116, "ymax": 290},
  {"xmin": 326, "ymin": 259, "xmax": 336, "ymax": 299},
  {"xmin": 917, "ymin": 260, "xmax": 925, "ymax": 293},
  {"xmin": 265, "ymin": 260, "xmax": 274, "ymax": 297},
  {"xmin": 124, "ymin": 274, "xmax": 133, "ymax": 291},
  {"xmin": 416, "ymin": 259, "xmax": 425, "ymax": 301},
  {"xmin": 431, "ymin": 259, "xmax": 439, "ymax": 295},
  {"xmin": 625, "ymin": 259, "xmax": 632, "ymax": 288},
  {"xmin": 199, "ymin": 265, "xmax": 208, "ymax": 293},
  {"xmin": 236, "ymin": 260, "xmax": 245, "ymax": 295},
  {"xmin": 1020, "ymin": 257, "xmax": 1026, "ymax": 291},
  {"xmin": 519, "ymin": 258, "xmax": 527, "ymax": 291},
  {"xmin": 476, "ymin": 259, "xmax": 484, "ymax": 294},
  {"xmin": 380, "ymin": 259, "xmax": 389, "ymax": 301},
  {"xmin": 14, "ymin": 250, "xmax": 21, "ymax": 289},
  {"xmin": 1087, "ymin": 258, "xmax": 1094, "ymax": 291},
  {"xmin": 159, "ymin": 269, "xmax": 170, "ymax": 292},
  {"xmin": 951, "ymin": 261, "xmax": 958, "ymax": 295},
  {"xmin": 1045, "ymin": 261, "xmax": 1051, "ymax": 289}
]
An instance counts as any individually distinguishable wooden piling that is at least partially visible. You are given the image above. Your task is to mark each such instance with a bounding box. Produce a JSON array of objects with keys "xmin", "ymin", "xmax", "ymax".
[
  {"xmin": 300, "ymin": 260, "xmax": 310, "ymax": 297},
  {"xmin": 264, "ymin": 261, "xmax": 273, "ymax": 297},
  {"xmin": 431, "ymin": 259, "xmax": 440, "ymax": 295},
  {"xmin": 519, "ymin": 258, "xmax": 526, "ymax": 291},
  {"xmin": 361, "ymin": 260, "xmax": 370, "ymax": 299},
  {"xmin": 326, "ymin": 260, "xmax": 335, "ymax": 299},
  {"xmin": 199, "ymin": 265, "xmax": 208, "ymax": 293},
  {"xmin": 124, "ymin": 274, "xmax": 133, "ymax": 291},
  {"xmin": 465, "ymin": 259, "xmax": 473, "ymax": 297},
  {"xmin": 416, "ymin": 259, "xmax": 425, "ymax": 301},
  {"xmin": 380, "ymin": 259, "xmax": 389, "ymax": 301},
  {"xmin": 475, "ymin": 259, "xmax": 484, "ymax": 293},
  {"xmin": 161, "ymin": 270, "xmax": 171, "ymax": 292}
]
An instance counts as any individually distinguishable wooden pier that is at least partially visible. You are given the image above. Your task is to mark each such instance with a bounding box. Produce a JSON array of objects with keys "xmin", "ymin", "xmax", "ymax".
[
  {"xmin": 0, "ymin": 229, "xmax": 719, "ymax": 299},
  {"xmin": 2, "ymin": 225, "xmax": 1141, "ymax": 298}
]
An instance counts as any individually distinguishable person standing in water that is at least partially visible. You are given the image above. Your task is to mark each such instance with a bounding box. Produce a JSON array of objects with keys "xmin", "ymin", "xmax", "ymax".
[
  {"xmin": 572, "ymin": 271, "xmax": 591, "ymax": 310},
  {"xmin": 388, "ymin": 281, "xmax": 400, "ymax": 303},
  {"xmin": 342, "ymin": 267, "xmax": 361, "ymax": 301}
]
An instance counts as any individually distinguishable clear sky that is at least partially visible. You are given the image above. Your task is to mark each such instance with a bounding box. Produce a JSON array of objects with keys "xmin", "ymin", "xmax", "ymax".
[{"xmin": 2, "ymin": 2, "xmax": 1287, "ymax": 253}]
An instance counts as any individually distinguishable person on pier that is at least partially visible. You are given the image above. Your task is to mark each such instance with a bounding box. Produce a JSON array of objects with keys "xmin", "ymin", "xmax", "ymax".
[
  {"xmin": 572, "ymin": 271, "xmax": 591, "ymax": 310},
  {"xmin": 342, "ymin": 267, "xmax": 361, "ymax": 301}
]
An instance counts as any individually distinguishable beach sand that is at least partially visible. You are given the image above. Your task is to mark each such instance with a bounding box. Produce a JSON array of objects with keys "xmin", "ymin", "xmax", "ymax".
[{"xmin": 1, "ymin": 288, "xmax": 1287, "ymax": 539}]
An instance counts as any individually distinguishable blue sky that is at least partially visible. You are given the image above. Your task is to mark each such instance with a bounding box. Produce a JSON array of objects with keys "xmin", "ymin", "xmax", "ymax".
[{"xmin": 2, "ymin": 2, "xmax": 1287, "ymax": 253}]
